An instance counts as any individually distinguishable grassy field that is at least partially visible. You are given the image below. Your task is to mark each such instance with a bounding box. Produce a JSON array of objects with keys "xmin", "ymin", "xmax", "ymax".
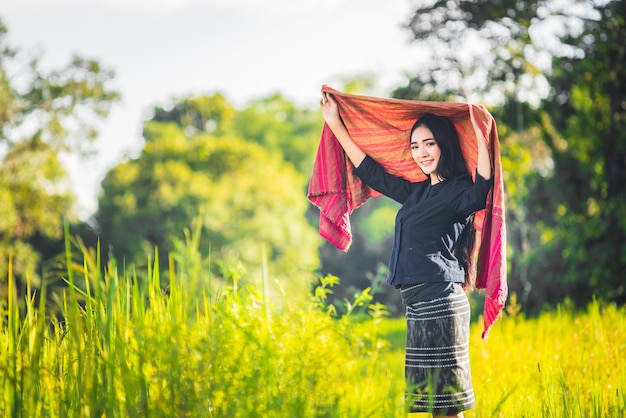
[{"xmin": 1, "ymin": 238, "xmax": 625, "ymax": 417}]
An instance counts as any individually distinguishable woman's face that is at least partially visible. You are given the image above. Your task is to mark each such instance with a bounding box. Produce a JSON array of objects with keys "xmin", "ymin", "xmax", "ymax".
[{"xmin": 410, "ymin": 125, "xmax": 441, "ymax": 181}]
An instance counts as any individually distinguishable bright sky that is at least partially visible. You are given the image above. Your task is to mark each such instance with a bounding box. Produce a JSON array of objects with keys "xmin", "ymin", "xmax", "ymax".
[{"xmin": 2, "ymin": 0, "xmax": 421, "ymax": 218}]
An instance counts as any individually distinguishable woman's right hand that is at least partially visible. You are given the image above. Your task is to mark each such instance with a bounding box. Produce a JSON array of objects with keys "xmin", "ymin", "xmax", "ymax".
[
  {"xmin": 320, "ymin": 92, "xmax": 342, "ymax": 129},
  {"xmin": 318, "ymin": 91, "xmax": 366, "ymax": 167}
]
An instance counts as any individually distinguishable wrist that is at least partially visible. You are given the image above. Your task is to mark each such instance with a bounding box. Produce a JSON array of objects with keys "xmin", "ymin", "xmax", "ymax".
[{"xmin": 327, "ymin": 119, "xmax": 346, "ymax": 134}]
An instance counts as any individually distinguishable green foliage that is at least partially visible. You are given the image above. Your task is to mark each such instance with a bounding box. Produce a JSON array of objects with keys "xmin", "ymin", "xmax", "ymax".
[
  {"xmin": 0, "ymin": 19, "xmax": 119, "ymax": 287},
  {"xmin": 96, "ymin": 115, "xmax": 321, "ymax": 295},
  {"xmin": 148, "ymin": 93, "xmax": 236, "ymax": 139},
  {"xmin": 355, "ymin": 199, "xmax": 399, "ymax": 245},
  {"xmin": 147, "ymin": 92, "xmax": 323, "ymax": 175},
  {"xmin": 2, "ymin": 237, "xmax": 625, "ymax": 417},
  {"xmin": 0, "ymin": 138, "xmax": 72, "ymax": 287},
  {"xmin": 0, "ymin": 236, "xmax": 403, "ymax": 417},
  {"xmin": 398, "ymin": 0, "xmax": 626, "ymax": 311},
  {"xmin": 398, "ymin": 0, "xmax": 549, "ymax": 102},
  {"xmin": 471, "ymin": 298, "xmax": 626, "ymax": 417},
  {"xmin": 518, "ymin": 0, "xmax": 626, "ymax": 308},
  {"xmin": 313, "ymin": 273, "xmax": 386, "ymax": 322},
  {"xmin": 232, "ymin": 93, "xmax": 323, "ymax": 174}
]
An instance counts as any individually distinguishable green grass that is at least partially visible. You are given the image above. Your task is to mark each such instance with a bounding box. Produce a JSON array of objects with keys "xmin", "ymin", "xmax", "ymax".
[
  {"xmin": 1, "ymin": 233, "xmax": 625, "ymax": 417},
  {"xmin": 465, "ymin": 296, "xmax": 626, "ymax": 418}
]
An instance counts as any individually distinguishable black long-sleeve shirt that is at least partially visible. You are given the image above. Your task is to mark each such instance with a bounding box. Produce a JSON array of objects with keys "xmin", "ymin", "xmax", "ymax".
[{"xmin": 353, "ymin": 155, "xmax": 493, "ymax": 288}]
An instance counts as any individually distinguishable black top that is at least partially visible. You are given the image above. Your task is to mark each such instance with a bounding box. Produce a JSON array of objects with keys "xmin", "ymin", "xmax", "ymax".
[{"xmin": 353, "ymin": 155, "xmax": 493, "ymax": 288}]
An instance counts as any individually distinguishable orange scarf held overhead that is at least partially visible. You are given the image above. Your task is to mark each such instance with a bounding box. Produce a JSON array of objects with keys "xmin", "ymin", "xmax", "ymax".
[{"xmin": 307, "ymin": 85, "xmax": 507, "ymax": 339}]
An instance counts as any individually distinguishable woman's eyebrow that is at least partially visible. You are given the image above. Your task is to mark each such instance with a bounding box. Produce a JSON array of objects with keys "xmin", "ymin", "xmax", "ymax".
[{"xmin": 410, "ymin": 136, "xmax": 435, "ymax": 145}]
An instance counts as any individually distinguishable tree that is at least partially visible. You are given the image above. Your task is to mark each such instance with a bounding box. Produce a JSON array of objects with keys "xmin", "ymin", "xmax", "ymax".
[
  {"xmin": 398, "ymin": 0, "xmax": 555, "ymax": 103},
  {"xmin": 232, "ymin": 94, "xmax": 322, "ymax": 174},
  {"xmin": 95, "ymin": 95, "xmax": 322, "ymax": 296},
  {"xmin": 397, "ymin": 0, "xmax": 626, "ymax": 310},
  {"xmin": 149, "ymin": 93, "xmax": 237, "ymax": 138},
  {"xmin": 0, "ymin": 19, "xmax": 119, "ymax": 289},
  {"xmin": 522, "ymin": 0, "xmax": 626, "ymax": 306}
]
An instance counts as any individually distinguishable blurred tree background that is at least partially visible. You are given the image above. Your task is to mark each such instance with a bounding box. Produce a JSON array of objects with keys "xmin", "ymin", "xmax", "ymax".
[
  {"xmin": 0, "ymin": 20, "xmax": 119, "ymax": 301},
  {"xmin": 92, "ymin": 94, "xmax": 322, "ymax": 298},
  {"xmin": 1, "ymin": 0, "xmax": 625, "ymax": 316},
  {"xmin": 395, "ymin": 0, "xmax": 626, "ymax": 312}
]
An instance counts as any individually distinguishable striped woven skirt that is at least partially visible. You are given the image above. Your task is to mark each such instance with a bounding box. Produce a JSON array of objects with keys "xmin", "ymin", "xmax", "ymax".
[{"xmin": 404, "ymin": 287, "xmax": 475, "ymax": 414}]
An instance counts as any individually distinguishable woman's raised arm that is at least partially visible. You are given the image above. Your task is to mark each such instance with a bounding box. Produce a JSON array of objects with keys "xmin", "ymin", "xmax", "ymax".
[
  {"xmin": 476, "ymin": 131, "xmax": 492, "ymax": 180},
  {"xmin": 320, "ymin": 92, "xmax": 366, "ymax": 168}
]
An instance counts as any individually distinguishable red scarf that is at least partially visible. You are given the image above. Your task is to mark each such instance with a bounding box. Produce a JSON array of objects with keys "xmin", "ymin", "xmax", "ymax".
[{"xmin": 308, "ymin": 86, "xmax": 507, "ymax": 339}]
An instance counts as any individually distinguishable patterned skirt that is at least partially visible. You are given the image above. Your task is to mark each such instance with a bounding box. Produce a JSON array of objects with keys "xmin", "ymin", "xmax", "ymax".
[{"xmin": 404, "ymin": 287, "xmax": 475, "ymax": 414}]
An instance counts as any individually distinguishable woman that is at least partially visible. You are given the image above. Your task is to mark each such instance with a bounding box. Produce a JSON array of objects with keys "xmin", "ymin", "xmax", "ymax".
[{"xmin": 320, "ymin": 91, "xmax": 492, "ymax": 417}]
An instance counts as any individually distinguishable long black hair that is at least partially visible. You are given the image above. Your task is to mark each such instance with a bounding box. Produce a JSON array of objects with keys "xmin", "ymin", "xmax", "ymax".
[
  {"xmin": 410, "ymin": 114, "xmax": 468, "ymax": 181},
  {"xmin": 410, "ymin": 113, "xmax": 477, "ymax": 288}
]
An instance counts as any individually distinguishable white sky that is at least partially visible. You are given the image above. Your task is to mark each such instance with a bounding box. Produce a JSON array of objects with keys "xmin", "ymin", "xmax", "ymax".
[{"xmin": 1, "ymin": 0, "xmax": 422, "ymax": 218}]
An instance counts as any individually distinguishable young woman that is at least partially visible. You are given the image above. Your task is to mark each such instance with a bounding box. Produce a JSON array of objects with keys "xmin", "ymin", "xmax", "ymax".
[{"xmin": 320, "ymin": 92, "xmax": 492, "ymax": 418}]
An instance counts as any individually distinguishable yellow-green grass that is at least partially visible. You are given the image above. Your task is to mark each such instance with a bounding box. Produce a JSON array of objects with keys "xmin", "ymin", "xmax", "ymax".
[
  {"xmin": 1, "ymin": 241, "xmax": 624, "ymax": 417},
  {"xmin": 465, "ymin": 296, "xmax": 626, "ymax": 417}
]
